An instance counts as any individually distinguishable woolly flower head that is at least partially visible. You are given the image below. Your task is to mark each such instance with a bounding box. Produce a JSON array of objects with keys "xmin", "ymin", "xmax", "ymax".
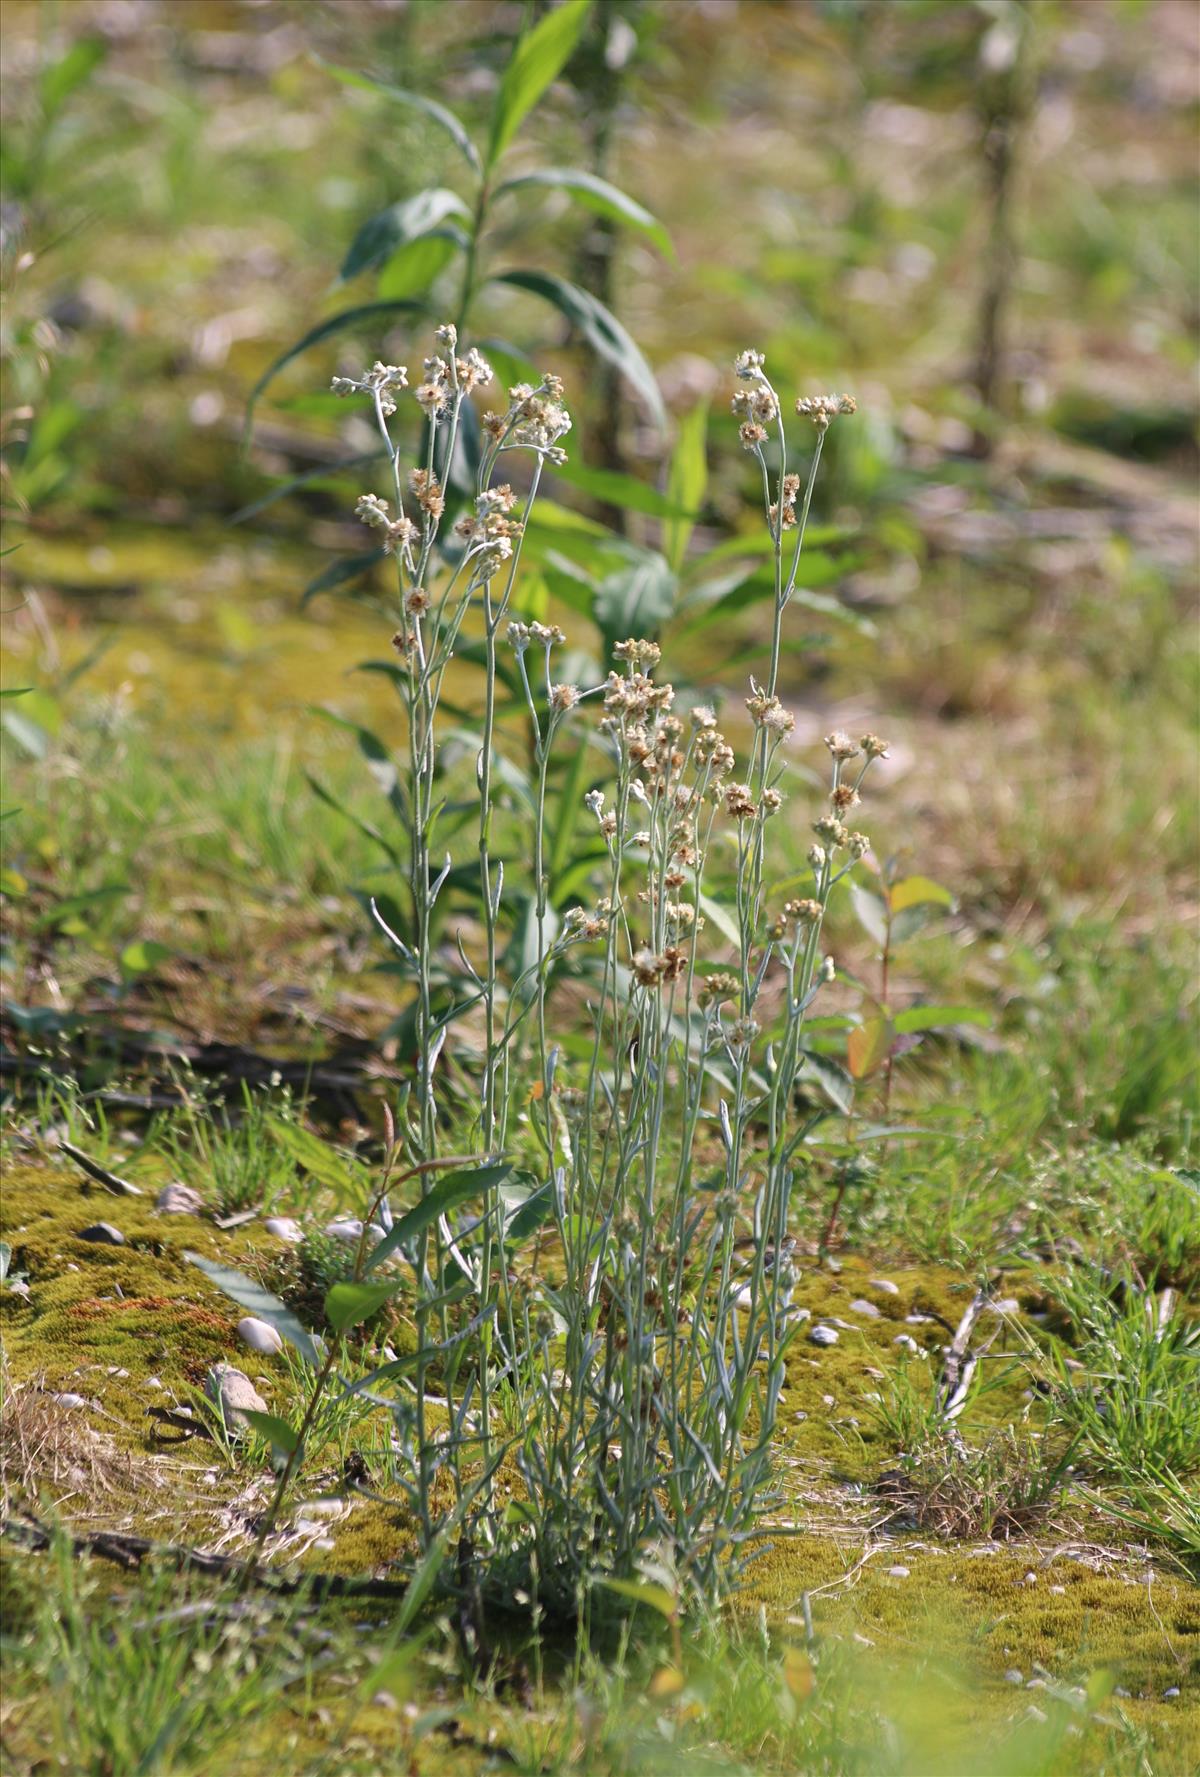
[
  {"xmin": 500, "ymin": 378, "xmax": 572, "ymax": 461},
  {"xmin": 796, "ymin": 393, "xmax": 857, "ymax": 429},
  {"xmin": 332, "ymin": 361, "xmax": 409, "ymax": 416},
  {"xmin": 733, "ymin": 348, "xmax": 766, "ymax": 380}
]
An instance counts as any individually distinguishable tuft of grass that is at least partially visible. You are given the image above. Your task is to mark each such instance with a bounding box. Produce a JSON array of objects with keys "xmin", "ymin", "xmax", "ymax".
[{"xmin": 1038, "ymin": 1267, "xmax": 1200, "ymax": 1484}]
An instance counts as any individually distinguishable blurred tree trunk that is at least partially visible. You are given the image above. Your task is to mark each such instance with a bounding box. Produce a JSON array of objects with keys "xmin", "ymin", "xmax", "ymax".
[{"xmin": 971, "ymin": 1, "xmax": 1034, "ymax": 457}]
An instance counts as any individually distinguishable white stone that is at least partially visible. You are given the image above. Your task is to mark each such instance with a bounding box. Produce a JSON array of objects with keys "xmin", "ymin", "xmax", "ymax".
[
  {"xmin": 848, "ymin": 1298, "xmax": 881, "ymax": 1318},
  {"xmin": 157, "ymin": 1182, "xmax": 205, "ymax": 1215},
  {"xmin": 887, "ymin": 1565, "xmax": 910, "ymax": 1579},
  {"xmin": 206, "ymin": 1363, "xmax": 267, "ymax": 1432},
  {"xmin": 808, "ymin": 1325, "xmax": 839, "ymax": 1347},
  {"xmin": 237, "ymin": 1316, "xmax": 283, "ymax": 1356},
  {"xmin": 869, "ymin": 1278, "xmax": 900, "ymax": 1296},
  {"xmin": 893, "ymin": 1334, "xmax": 919, "ymax": 1352},
  {"xmin": 263, "ymin": 1216, "xmax": 303, "ymax": 1244},
  {"xmin": 53, "ymin": 1393, "xmax": 87, "ymax": 1410}
]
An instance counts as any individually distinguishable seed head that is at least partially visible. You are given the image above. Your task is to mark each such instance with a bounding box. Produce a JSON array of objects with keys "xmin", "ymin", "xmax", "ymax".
[
  {"xmin": 823, "ymin": 731, "xmax": 860, "ymax": 761},
  {"xmin": 860, "ymin": 733, "xmax": 890, "ymax": 759},
  {"xmin": 796, "ymin": 393, "xmax": 857, "ymax": 429}
]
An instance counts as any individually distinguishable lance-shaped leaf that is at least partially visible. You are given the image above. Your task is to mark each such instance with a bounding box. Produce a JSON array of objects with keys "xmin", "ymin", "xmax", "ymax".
[
  {"xmin": 495, "ymin": 168, "xmax": 672, "ymax": 258},
  {"xmin": 341, "ymin": 189, "xmax": 470, "ymax": 282},
  {"xmin": 849, "ymin": 882, "xmax": 888, "ymax": 947},
  {"xmin": 892, "ymin": 1004, "xmax": 991, "ymax": 1035},
  {"xmin": 592, "ymin": 549, "xmax": 677, "ymax": 651},
  {"xmin": 185, "ymin": 1255, "xmax": 323, "ymax": 1368},
  {"xmin": 246, "ymin": 301, "xmax": 425, "ymax": 428},
  {"xmin": 486, "ymin": 0, "xmax": 591, "ymax": 168},
  {"xmin": 317, "ymin": 59, "xmax": 482, "ymax": 174},
  {"xmin": 847, "ymin": 1017, "xmax": 894, "ymax": 1081},
  {"xmin": 302, "ymin": 549, "xmax": 386, "ymax": 605},
  {"xmin": 378, "ymin": 231, "xmax": 464, "ymax": 300},
  {"xmin": 492, "ymin": 268, "xmax": 665, "ymax": 429},
  {"xmin": 663, "ymin": 400, "xmax": 708, "ymax": 573},
  {"xmin": 240, "ymin": 1410, "xmax": 300, "ymax": 1459},
  {"xmin": 363, "ymin": 1163, "xmax": 512, "ymax": 1274},
  {"xmin": 324, "ymin": 1279, "xmax": 400, "ymax": 1332},
  {"xmin": 889, "ymin": 875, "xmax": 955, "ymax": 913}
]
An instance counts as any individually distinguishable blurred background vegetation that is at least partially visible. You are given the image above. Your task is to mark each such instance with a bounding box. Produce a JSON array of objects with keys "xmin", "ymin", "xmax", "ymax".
[{"xmin": 1, "ymin": 0, "xmax": 1196, "ymax": 1177}]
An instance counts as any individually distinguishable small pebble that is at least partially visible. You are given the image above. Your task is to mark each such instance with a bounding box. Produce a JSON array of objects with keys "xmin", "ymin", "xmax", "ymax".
[
  {"xmin": 893, "ymin": 1334, "xmax": 919, "ymax": 1352},
  {"xmin": 1114, "ymin": 1688, "xmax": 1130, "ymax": 1699},
  {"xmin": 1163, "ymin": 1688, "xmax": 1180, "ymax": 1700},
  {"xmin": 145, "ymin": 1376, "xmax": 164, "ymax": 1390},
  {"xmin": 105, "ymin": 1365, "xmax": 130, "ymax": 1378},
  {"xmin": 988, "ymin": 1297, "xmax": 1020, "ymax": 1316},
  {"xmin": 904, "ymin": 1312, "xmax": 934, "ymax": 1324},
  {"xmin": 869, "ymin": 1278, "xmax": 900, "ymax": 1296},
  {"xmin": 237, "ymin": 1316, "xmax": 283, "ymax": 1356},
  {"xmin": 371, "ymin": 1691, "xmax": 399, "ymax": 1711},
  {"xmin": 1024, "ymin": 1705, "xmax": 1047, "ymax": 1724},
  {"xmin": 1049, "ymin": 1584, "xmax": 1065, "ymax": 1595},
  {"xmin": 848, "ymin": 1298, "xmax": 881, "ymax": 1319},
  {"xmin": 1004, "ymin": 1669, "xmax": 1023, "ymax": 1686},
  {"xmin": 325, "ymin": 1218, "xmax": 383, "ymax": 1247},
  {"xmin": 887, "ymin": 1565, "xmax": 910, "ymax": 1579},
  {"xmin": 156, "ymin": 1182, "xmax": 205, "ymax": 1216},
  {"xmin": 296, "ymin": 1498, "xmax": 348, "ymax": 1522},
  {"xmin": 808, "ymin": 1325, "xmax": 839, "ymax": 1347},
  {"xmin": 263, "ymin": 1217, "xmax": 303, "ymax": 1244},
  {"xmin": 1023, "ymin": 1571, "xmax": 1037, "ymax": 1586},
  {"xmin": 77, "ymin": 1222, "xmax": 125, "ymax": 1246},
  {"xmin": 1026, "ymin": 1677, "xmax": 1046, "ymax": 1690},
  {"xmin": 206, "ymin": 1363, "xmax": 267, "ymax": 1432},
  {"xmin": 53, "ymin": 1393, "xmax": 87, "ymax": 1410}
]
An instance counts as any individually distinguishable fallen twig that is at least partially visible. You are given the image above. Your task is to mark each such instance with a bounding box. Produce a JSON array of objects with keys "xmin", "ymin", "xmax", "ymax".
[{"xmin": 1, "ymin": 1513, "xmax": 415, "ymax": 1602}]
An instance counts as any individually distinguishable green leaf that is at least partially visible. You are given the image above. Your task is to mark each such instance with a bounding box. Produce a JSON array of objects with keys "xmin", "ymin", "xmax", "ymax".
[
  {"xmin": 848, "ymin": 1017, "xmax": 893, "ymax": 1081},
  {"xmin": 41, "ymin": 37, "xmax": 106, "ymax": 119},
  {"xmin": 302, "ymin": 548, "xmax": 386, "ymax": 607},
  {"xmin": 1, "ymin": 709, "xmax": 50, "ymax": 759},
  {"xmin": 377, "ymin": 231, "xmax": 463, "ymax": 300},
  {"xmin": 240, "ymin": 1410, "xmax": 299, "ymax": 1457},
  {"xmin": 549, "ymin": 457, "xmax": 689, "ymax": 521},
  {"xmin": 486, "ymin": 0, "xmax": 591, "ymax": 168},
  {"xmin": 664, "ymin": 401, "xmax": 709, "ymax": 574},
  {"xmin": 304, "ymin": 770, "xmax": 402, "ymax": 861},
  {"xmin": 602, "ymin": 1577, "xmax": 677, "ymax": 1619},
  {"xmin": 363, "ymin": 1164, "xmax": 512, "ymax": 1274},
  {"xmin": 185, "ymin": 1255, "xmax": 323, "ymax": 1368},
  {"xmin": 495, "ymin": 168, "xmax": 671, "ymax": 257},
  {"xmin": 232, "ymin": 453, "xmax": 385, "ymax": 524},
  {"xmin": 267, "ymin": 1117, "xmax": 365, "ymax": 1194},
  {"xmin": 799, "ymin": 1050, "xmax": 854, "ymax": 1115},
  {"xmin": 892, "ymin": 1005, "xmax": 991, "ymax": 1035},
  {"xmin": 324, "ymin": 1279, "xmax": 399, "ymax": 1332},
  {"xmin": 341, "ymin": 189, "xmax": 470, "ymax": 282},
  {"xmin": 246, "ymin": 302, "xmax": 425, "ymax": 427},
  {"xmin": 119, "ymin": 939, "xmax": 172, "ymax": 976},
  {"xmin": 592, "ymin": 550, "xmax": 676, "ymax": 652},
  {"xmin": 849, "ymin": 883, "xmax": 888, "ymax": 948},
  {"xmin": 698, "ymin": 892, "xmax": 741, "ymax": 952},
  {"xmin": 492, "ymin": 269, "xmax": 664, "ymax": 429},
  {"xmin": 888, "ymin": 875, "xmax": 955, "ymax": 914},
  {"xmin": 317, "ymin": 60, "xmax": 482, "ymax": 174},
  {"xmin": 501, "ymin": 1178, "xmax": 556, "ymax": 1247}
]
